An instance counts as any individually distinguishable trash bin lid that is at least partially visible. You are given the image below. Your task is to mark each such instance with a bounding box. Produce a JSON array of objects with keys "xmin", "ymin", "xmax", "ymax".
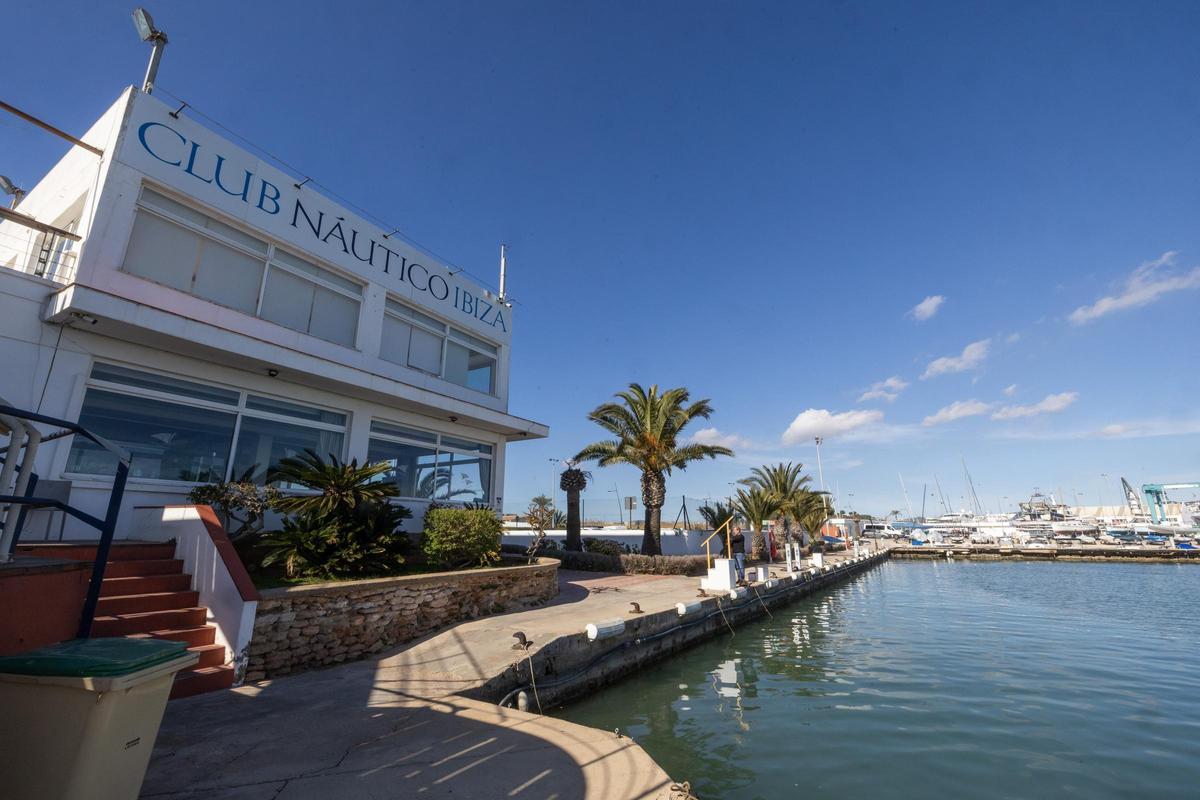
[{"xmin": 0, "ymin": 638, "xmax": 188, "ymax": 677}]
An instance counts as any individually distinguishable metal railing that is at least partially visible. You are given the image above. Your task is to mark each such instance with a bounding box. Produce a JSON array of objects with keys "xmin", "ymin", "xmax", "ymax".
[
  {"xmin": 0, "ymin": 208, "xmax": 81, "ymax": 284},
  {"xmin": 701, "ymin": 515, "xmax": 736, "ymax": 569},
  {"xmin": 0, "ymin": 402, "xmax": 130, "ymax": 638}
]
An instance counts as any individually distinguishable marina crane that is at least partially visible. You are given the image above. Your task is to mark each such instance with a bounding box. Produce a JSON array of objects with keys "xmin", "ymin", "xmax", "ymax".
[{"xmin": 1141, "ymin": 482, "xmax": 1200, "ymax": 524}]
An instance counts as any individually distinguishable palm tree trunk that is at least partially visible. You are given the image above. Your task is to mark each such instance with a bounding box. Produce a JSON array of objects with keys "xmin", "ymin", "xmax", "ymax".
[
  {"xmin": 565, "ymin": 488, "xmax": 582, "ymax": 551},
  {"xmin": 640, "ymin": 470, "xmax": 666, "ymax": 555},
  {"xmin": 751, "ymin": 522, "xmax": 766, "ymax": 560}
]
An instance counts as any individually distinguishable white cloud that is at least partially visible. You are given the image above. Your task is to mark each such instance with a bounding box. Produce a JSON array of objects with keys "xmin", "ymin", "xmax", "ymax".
[
  {"xmin": 1069, "ymin": 251, "xmax": 1200, "ymax": 324},
  {"xmin": 992, "ymin": 417, "xmax": 1200, "ymax": 441},
  {"xmin": 922, "ymin": 399, "xmax": 993, "ymax": 427},
  {"xmin": 909, "ymin": 295, "xmax": 945, "ymax": 321},
  {"xmin": 991, "ymin": 391, "xmax": 1078, "ymax": 420},
  {"xmin": 782, "ymin": 409, "xmax": 884, "ymax": 444},
  {"xmin": 921, "ymin": 339, "xmax": 990, "ymax": 379},
  {"xmin": 1005, "ymin": 332, "xmax": 1021, "ymax": 344},
  {"xmin": 690, "ymin": 427, "xmax": 755, "ymax": 451},
  {"xmin": 858, "ymin": 375, "xmax": 909, "ymax": 403},
  {"xmin": 1003, "ymin": 384, "xmax": 1018, "ymax": 397}
]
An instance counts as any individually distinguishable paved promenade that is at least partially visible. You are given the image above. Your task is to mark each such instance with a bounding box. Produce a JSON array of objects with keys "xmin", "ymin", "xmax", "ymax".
[{"xmin": 142, "ymin": 550, "xmax": 871, "ymax": 799}]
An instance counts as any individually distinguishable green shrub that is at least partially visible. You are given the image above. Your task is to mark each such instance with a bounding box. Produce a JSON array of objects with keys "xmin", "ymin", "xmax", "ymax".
[
  {"xmin": 259, "ymin": 501, "xmax": 411, "ymax": 580},
  {"xmin": 582, "ymin": 537, "xmax": 624, "ymax": 557},
  {"xmin": 423, "ymin": 508, "xmax": 502, "ymax": 568}
]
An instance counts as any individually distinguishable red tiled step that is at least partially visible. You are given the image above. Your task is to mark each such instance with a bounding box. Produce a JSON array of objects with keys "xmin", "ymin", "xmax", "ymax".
[
  {"xmin": 101, "ymin": 574, "xmax": 192, "ymax": 596},
  {"xmin": 97, "ymin": 590, "xmax": 199, "ymax": 616},
  {"xmin": 127, "ymin": 625, "xmax": 216, "ymax": 648},
  {"xmin": 170, "ymin": 665, "xmax": 235, "ymax": 699},
  {"xmin": 105, "ymin": 558, "xmax": 184, "ymax": 578},
  {"xmin": 16, "ymin": 541, "xmax": 176, "ymax": 562},
  {"xmin": 189, "ymin": 643, "xmax": 227, "ymax": 668},
  {"xmin": 92, "ymin": 607, "xmax": 207, "ymax": 637}
]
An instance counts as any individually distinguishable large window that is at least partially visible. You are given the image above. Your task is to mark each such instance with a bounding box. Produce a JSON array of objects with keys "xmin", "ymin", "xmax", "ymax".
[
  {"xmin": 380, "ymin": 298, "xmax": 499, "ymax": 395},
  {"xmin": 367, "ymin": 420, "xmax": 493, "ymax": 503},
  {"xmin": 65, "ymin": 363, "xmax": 347, "ymax": 485},
  {"xmin": 123, "ymin": 187, "xmax": 361, "ymax": 347}
]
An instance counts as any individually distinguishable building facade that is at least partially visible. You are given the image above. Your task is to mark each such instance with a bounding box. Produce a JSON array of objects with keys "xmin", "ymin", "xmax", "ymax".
[{"xmin": 0, "ymin": 87, "xmax": 547, "ymax": 539}]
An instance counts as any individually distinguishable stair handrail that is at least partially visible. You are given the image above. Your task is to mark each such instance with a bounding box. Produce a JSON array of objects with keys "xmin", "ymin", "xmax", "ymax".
[
  {"xmin": 701, "ymin": 515, "xmax": 737, "ymax": 569},
  {"xmin": 0, "ymin": 402, "xmax": 131, "ymax": 638}
]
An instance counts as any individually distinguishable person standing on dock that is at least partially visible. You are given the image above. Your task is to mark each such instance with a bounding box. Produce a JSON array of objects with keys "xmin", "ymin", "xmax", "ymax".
[{"xmin": 731, "ymin": 526, "xmax": 747, "ymax": 584}]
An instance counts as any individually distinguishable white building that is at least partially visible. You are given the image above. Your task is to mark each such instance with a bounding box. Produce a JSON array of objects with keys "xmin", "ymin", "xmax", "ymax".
[{"xmin": 1, "ymin": 87, "xmax": 548, "ymax": 539}]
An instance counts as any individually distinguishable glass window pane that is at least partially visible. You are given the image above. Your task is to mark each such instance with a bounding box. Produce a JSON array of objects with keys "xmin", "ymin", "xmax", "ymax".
[
  {"xmin": 231, "ymin": 416, "xmax": 345, "ymax": 485},
  {"xmin": 466, "ymin": 350, "xmax": 495, "ymax": 394},
  {"xmin": 89, "ymin": 363, "xmax": 240, "ymax": 406},
  {"xmin": 444, "ymin": 451, "xmax": 491, "ymax": 503},
  {"xmin": 444, "ymin": 340, "xmax": 469, "ymax": 387},
  {"xmin": 123, "ymin": 211, "xmax": 198, "ymax": 291},
  {"xmin": 260, "ymin": 266, "xmax": 314, "ymax": 333},
  {"xmin": 272, "ymin": 249, "xmax": 360, "ymax": 294},
  {"xmin": 380, "ymin": 315, "xmax": 413, "ymax": 366},
  {"xmin": 449, "ymin": 327, "xmax": 498, "ymax": 355},
  {"xmin": 193, "ymin": 237, "xmax": 264, "ymax": 314},
  {"xmin": 441, "ymin": 436, "xmax": 493, "ymax": 455},
  {"xmin": 367, "ymin": 438, "xmax": 441, "ymax": 498},
  {"xmin": 205, "ymin": 217, "xmax": 268, "ymax": 254},
  {"xmin": 66, "ymin": 389, "xmax": 235, "ymax": 482},
  {"xmin": 245, "ymin": 395, "xmax": 346, "ymax": 426},
  {"xmin": 369, "ymin": 420, "xmax": 438, "ymax": 444},
  {"xmin": 308, "ymin": 285, "xmax": 359, "ymax": 346},
  {"xmin": 140, "ymin": 188, "xmax": 207, "ymax": 228},
  {"xmin": 408, "ymin": 326, "xmax": 443, "ymax": 374},
  {"xmin": 386, "ymin": 299, "xmax": 445, "ymax": 332}
]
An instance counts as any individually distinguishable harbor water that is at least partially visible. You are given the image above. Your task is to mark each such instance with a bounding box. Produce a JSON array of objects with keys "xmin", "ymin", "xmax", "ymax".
[{"xmin": 556, "ymin": 560, "xmax": 1200, "ymax": 799}]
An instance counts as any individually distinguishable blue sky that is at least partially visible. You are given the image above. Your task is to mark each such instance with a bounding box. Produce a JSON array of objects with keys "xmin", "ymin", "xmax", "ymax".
[{"xmin": 6, "ymin": 1, "xmax": 1199, "ymax": 517}]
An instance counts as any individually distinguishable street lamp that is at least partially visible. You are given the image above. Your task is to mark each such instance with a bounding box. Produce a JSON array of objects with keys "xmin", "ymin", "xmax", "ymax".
[
  {"xmin": 132, "ymin": 8, "xmax": 168, "ymax": 94},
  {"xmin": 814, "ymin": 436, "xmax": 829, "ymax": 514},
  {"xmin": 0, "ymin": 175, "xmax": 25, "ymax": 208},
  {"xmin": 548, "ymin": 458, "xmax": 561, "ymax": 509}
]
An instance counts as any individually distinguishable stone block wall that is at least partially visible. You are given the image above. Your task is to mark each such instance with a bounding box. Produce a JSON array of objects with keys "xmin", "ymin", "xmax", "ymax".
[{"xmin": 245, "ymin": 558, "xmax": 558, "ymax": 681}]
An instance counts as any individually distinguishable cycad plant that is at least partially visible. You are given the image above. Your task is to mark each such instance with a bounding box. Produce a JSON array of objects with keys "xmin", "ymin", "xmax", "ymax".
[
  {"xmin": 698, "ymin": 500, "xmax": 739, "ymax": 555},
  {"xmin": 260, "ymin": 449, "xmax": 411, "ymax": 579},
  {"xmin": 575, "ymin": 383, "xmax": 732, "ymax": 555},
  {"xmin": 796, "ymin": 489, "xmax": 833, "ymax": 552},
  {"xmin": 740, "ymin": 462, "xmax": 812, "ymax": 548},
  {"xmin": 559, "ymin": 462, "xmax": 590, "ymax": 551},
  {"xmin": 733, "ymin": 486, "xmax": 780, "ymax": 560}
]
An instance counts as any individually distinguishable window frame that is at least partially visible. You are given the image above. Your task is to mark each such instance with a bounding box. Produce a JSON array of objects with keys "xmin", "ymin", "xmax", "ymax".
[
  {"xmin": 381, "ymin": 297, "xmax": 501, "ymax": 395},
  {"xmin": 63, "ymin": 361, "xmax": 350, "ymax": 487},
  {"xmin": 125, "ymin": 184, "xmax": 364, "ymax": 348},
  {"xmin": 366, "ymin": 418, "xmax": 494, "ymax": 503}
]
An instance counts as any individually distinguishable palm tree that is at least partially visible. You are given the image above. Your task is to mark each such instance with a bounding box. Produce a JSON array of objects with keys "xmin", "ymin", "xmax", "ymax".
[
  {"xmin": 559, "ymin": 463, "xmax": 590, "ymax": 552},
  {"xmin": 575, "ymin": 383, "xmax": 732, "ymax": 555},
  {"xmin": 739, "ymin": 462, "xmax": 812, "ymax": 548},
  {"xmin": 270, "ymin": 449, "xmax": 398, "ymax": 517},
  {"xmin": 733, "ymin": 487, "xmax": 780, "ymax": 560},
  {"xmin": 698, "ymin": 500, "xmax": 739, "ymax": 556},
  {"xmin": 796, "ymin": 489, "xmax": 833, "ymax": 552}
]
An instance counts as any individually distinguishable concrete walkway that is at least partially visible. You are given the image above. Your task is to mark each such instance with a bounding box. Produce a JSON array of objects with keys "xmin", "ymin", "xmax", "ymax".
[{"xmin": 143, "ymin": 552, "xmax": 871, "ymax": 799}]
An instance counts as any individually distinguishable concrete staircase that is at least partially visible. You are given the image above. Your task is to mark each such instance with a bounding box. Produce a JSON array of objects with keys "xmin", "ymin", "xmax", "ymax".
[{"xmin": 15, "ymin": 540, "xmax": 234, "ymax": 698}]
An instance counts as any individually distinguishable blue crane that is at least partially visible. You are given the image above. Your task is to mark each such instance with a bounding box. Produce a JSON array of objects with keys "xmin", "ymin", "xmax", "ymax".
[{"xmin": 1141, "ymin": 482, "xmax": 1200, "ymax": 523}]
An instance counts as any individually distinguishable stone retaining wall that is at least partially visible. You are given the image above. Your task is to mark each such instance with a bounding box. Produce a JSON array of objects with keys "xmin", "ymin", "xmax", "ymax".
[{"xmin": 245, "ymin": 558, "xmax": 559, "ymax": 681}]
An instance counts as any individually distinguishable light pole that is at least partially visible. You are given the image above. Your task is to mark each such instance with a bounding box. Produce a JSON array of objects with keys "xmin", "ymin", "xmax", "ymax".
[
  {"xmin": 132, "ymin": 8, "xmax": 169, "ymax": 95},
  {"xmin": 815, "ymin": 436, "xmax": 829, "ymax": 513},
  {"xmin": 610, "ymin": 486, "xmax": 622, "ymax": 527},
  {"xmin": 548, "ymin": 458, "xmax": 560, "ymax": 509}
]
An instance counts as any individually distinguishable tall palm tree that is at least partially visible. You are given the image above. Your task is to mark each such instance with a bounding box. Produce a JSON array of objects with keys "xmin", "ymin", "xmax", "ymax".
[
  {"xmin": 733, "ymin": 487, "xmax": 780, "ymax": 560},
  {"xmin": 559, "ymin": 463, "xmax": 590, "ymax": 552},
  {"xmin": 575, "ymin": 383, "xmax": 732, "ymax": 555},
  {"xmin": 739, "ymin": 462, "xmax": 812, "ymax": 547}
]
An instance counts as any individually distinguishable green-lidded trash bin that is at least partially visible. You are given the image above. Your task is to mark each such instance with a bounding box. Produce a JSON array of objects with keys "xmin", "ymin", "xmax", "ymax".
[{"xmin": 0, "ymin": 637, "xmax": 198, "ymax": 800}]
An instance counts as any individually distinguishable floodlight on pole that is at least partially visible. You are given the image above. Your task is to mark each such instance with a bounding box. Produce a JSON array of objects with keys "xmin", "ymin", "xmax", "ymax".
[
  {"xmin": 131, "ymin": 8, "xmax": 168, "ymax": 94},
  {"xmin": 0, "ymin": 175, "xmax": 25, "ymax": 208}
]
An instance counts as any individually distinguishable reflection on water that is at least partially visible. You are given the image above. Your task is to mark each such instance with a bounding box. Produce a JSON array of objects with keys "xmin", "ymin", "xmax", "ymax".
[{"xmin": 556, "ymin": 561, "xmax": 1200, "ymax": 799}]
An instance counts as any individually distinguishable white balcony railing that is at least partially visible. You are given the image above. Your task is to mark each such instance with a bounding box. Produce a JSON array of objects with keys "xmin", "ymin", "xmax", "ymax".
[{"xmin": 0, "ymin": 214, "xmax": 79, "ymax": 284}]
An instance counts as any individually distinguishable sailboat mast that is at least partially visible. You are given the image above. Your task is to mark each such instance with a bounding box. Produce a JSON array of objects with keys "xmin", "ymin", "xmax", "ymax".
[{"xmin": 899, "ymin": 472, "xmax": 914, "ymax": 519}]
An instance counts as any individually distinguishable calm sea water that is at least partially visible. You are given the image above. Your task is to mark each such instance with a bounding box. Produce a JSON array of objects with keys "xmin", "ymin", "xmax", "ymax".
[{"xmin": 556, "ymin": 560, "xmax": 1200, "ymax": 799}]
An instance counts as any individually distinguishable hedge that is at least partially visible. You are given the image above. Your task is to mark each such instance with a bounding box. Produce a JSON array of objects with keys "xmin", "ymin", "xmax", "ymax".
[{"xmin": 557, "ymin": 550, "xmax": 710, "ymax": 576}]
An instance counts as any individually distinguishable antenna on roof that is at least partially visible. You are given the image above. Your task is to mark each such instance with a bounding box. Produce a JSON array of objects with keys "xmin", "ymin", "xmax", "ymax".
[
  {"xmin": 498, "ymin": 244, "xmax": 509, "ymax": 305},
  {"xmin": 131, "ymin": 8, "xmax": 169, "ymax": 94}
]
